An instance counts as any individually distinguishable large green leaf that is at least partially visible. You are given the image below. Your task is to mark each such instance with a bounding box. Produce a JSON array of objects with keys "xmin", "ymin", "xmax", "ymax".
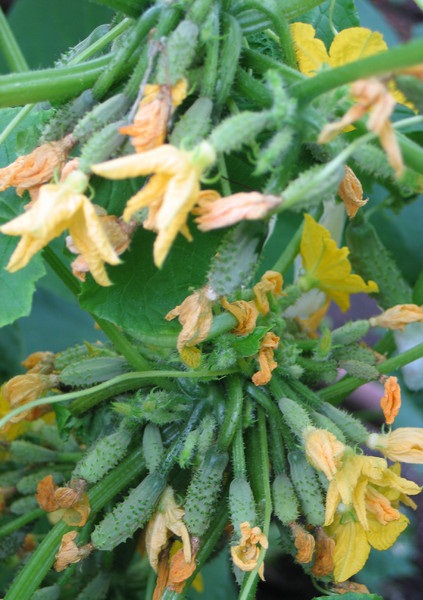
[
  {"xmin": 79, "ymin": 225, "xmax": 223, "ymax": 338},
  {"xmin": 297, "ymin": 0, "xmax": 359, "ymax": 47}
]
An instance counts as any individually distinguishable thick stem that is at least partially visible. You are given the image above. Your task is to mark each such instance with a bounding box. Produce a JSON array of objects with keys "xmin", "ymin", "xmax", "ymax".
[
  {"xmin": 217, "ymin": 375, "xmax": 244, "ymax": 450},
  {"xmin": 0, "ymin": 7, "xmax": 28, "ymax": 72},
  {"xmin": 292, "ymin": 38, "xmax": 423, "ymax": 103},
  {"xmin": 0, "ymin": 508, "xmax": 44, "ymax": 540},
  {"xmin": 5, "ymin": 447, "xmax": 146, "ymax": 600}
]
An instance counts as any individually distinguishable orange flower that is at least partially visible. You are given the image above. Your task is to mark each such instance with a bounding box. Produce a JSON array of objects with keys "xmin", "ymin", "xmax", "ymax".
[
  {"xmin": 230, "ymin": 522, "xmax": 268, "ymax": 580},
  {"xmin": 303, "ymin": 427, "xmax": 346, "ymax": 480},
  {"xmin": 311, "ymin": 527, "xmax": 335, "ymax": 577},
  {"xmin": 319, "ymin": 78, "xmax": 404, "ymax": 177},
  {"xmin": 251, "ymin": 332, "xmax": 280, "ymax": 386},
  {"xmin": 337, "ymin": 166, "xmax": 368, "ymax": 218},
  {"xmin": 2, "ymin": 372, "xmax": 57, "ymax": 424},
  {"xmin": 194, "ymin": 192, "xmax": 281, "ymax": 231},
  {"xmin": 36, "ymin": 475, "xmax": 91, "ymax": 527},
  {"xmin": 369, "ymin": 304, "xmax": 423, "ymax": 331},
  {"xmin": 120, "ymin": 79, "xmax": 187, "ymax": 153},
  {"xmin": 54, "ymin": 531, "xmax": 93, "ymax": 572},
  {"xmin": 289, "ymin": 522, "xmax": 315, "ymax": 564},
  {"xmin": 332, "ymin": 581, "xmax": 371, "ymax": 594},
  {"xmin": 21, "ymin": 351, "xmax": 55, "ymax": 373},
  {"xmin": 380, "ymin": 376, "xmax": 401, "ymax": 426},
  {"xmin": 221, "ymin": 298, "xmax": 259, "ymax": 335},
  {"xmin": 165, "ymin": 286, "xmax": 216, "ymax": 367},
  {"xmin": 253, "ymin": 271, "xmax": 283, "ymax": 315},
  {"xmin": 0, "ymin": 135, "xmax": 74, "ymax": 199}
]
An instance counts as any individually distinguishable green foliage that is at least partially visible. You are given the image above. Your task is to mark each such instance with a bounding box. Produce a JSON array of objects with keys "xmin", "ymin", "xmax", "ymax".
[{"xmin": 299, "ymin": 0, "xmax": 359, "ymax": 46}]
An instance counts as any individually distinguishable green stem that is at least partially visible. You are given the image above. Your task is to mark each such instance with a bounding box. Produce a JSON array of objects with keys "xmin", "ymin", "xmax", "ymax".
[
  {"xmin": 218, "ymin": 375, "xmax": 244, "ymax": 450},
  {"xmin": 73, "ymin": 18, "xmax": 133, "ymax": 64},
  {"xmin": 55, "ymin": 451, "xmax": 83, "ymax": 463},
  {"xmin": 319, "ymin": 341, "xmax": 423, "ymax": 404},
  {"xmin": 0, "ymin": 104, "xmax": 35, "ymax": 146},
  {"xmin": 240, "ymin": 408, "xmax": 271, "ymax": 600},
  {"xmin": 0, "ymin": 509, "xmax": 44, "ymax": 540},
  {"xmin": 232, "ymin": 421, "xmax": 247, "ymax": 478},
  {"xmin": 5, "ymin": 448, "xmax": 146, "ymax": 600},
  {"xmin": 242, "ymin": 47, "xmax": 303, "ymax": 84},
  {"xmin": 0, "ymin": 7, "xmax": 28, "ymax": 72},
  {"xmin": 292, "ymin": 38, "xmax": 423, "ymax": 103},
  {"xmin": 271, "ymin": 222, "xmax": 303, "ymax": 274},
  {"xmin": 0, "ymin": 53, "xmax": 129, "ymax": 107}
]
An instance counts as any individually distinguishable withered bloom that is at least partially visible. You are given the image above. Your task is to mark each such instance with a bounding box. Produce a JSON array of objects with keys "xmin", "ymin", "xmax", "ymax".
[
  {"xmin": 311, "ymin": 527, "xmax": 335, "ymax": 577},
  {"xmin": 369, "ymin": 304, "xmax": 423, "ymax": 331},
  {"xmin": 303, "ymin": 427, "xmax": 346, "ymax": 480},
  {"xmin": 252, "ymin": 332, "xmax": 280, "ymax": 386},
  {"xmin": 221, "ymin": 298, "xmax": 259, "ymax": 335},
  {"xmin": 36, "ymin": 475, "xmax": 91, "ymax": 527},
  {"xmin": 253, "ymin": 271, "xmax": 283, "ymax": 315},
  {"xmin": 290, "ymin": 522, "xmax": 315, "ymax": 564},
  {"xmin": 0, "ymin": 135, "xmax": 75, "ymax": 199},
  {"xmin": 337, "ymin": 166, "xmax": 368, "ymax": 218},
  {"xmin": 165, "ymin": 286, "xmax": 216, "ymax": 367},
  {"xmin": 54, "ymin": 531, "xmax": 93, "ymax": 572},
  {"xmin": 380, "ymin": 376, "xmax": 401, "ymax": 426},
  {"xmin": 231, "ymin": 522, "xmax": 269, "ymax": 580}
]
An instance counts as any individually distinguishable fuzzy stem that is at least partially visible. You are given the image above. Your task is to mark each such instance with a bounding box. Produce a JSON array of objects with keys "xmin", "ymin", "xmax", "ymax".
[
  {"xmin": 5, "ymin": 447, "xmax": 146, "ymax": 600},
  {"xmin": 271, "ymin": 221, "xmax": 303, "ymax": 274},
  {"xmin": 0, "ymin": 7, "xmax": 28, "ymax": 72},
  {"xmin": 0, "ymin": 509, "xmax": 44, "ymax": 540},
  {"xmin": 218, "ymin": 375, "xmax": 244, "ymax": 450},
  {"xmin": 292, "ymin": 38, "xmax": 423, "ymax": 103},
  {"xmin": 232, "ymin": 420, "xmax": 247, "ymax": 478},
  {"xmin": 319, "ymin": 341, "xmax": 423, "ymax": 404}
]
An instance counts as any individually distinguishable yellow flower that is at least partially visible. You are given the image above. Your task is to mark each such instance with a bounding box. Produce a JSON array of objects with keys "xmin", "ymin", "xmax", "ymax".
[
  {"xmin": 194, "ymin": 191, "xmax": 281, "ymax": 231},
  {"xmin": 0, "ymin": 171, "xmax": 121, "ymax": 286},
  {"xmin": 145, "ymin": 487, "xmax": 191, "ymax": 573},
  {"xmin": 337, "ymin": 166, "xmax": 368, "ymax": 219},
  {"xmin": 291, "ymin": 23, "xmax": 387, "ymax": 76},
  {"xmin": 303, "ymin": 427, "xmax": 346, "ymax": 481},
  {"xmin": 251, "ymin": 331, "xmax": 279, "ymax": 386},
  {"xmin": 165, "ymin": 285, "xmax": 216, "ymax": 367},
  {"xmin": 91, "ymin": 142, "xmax": 216, "ymax": 267},
  {"xmin": 299, "ymin": 214, "xmax": 378, "ymax": 312},
  {"xmin": 379, "ymin": 376, "xmax": 401, "ymax": 426},
  {"xmin": 230, "ymin": 521, "xmax": 268, "ymax": 581},
  {"xmin": 368, "ymin": 428, "xmax": 423, "ymax": 463},
  {"xmin": 369, "ymin": 304, "xmax": 423, "ymax": 331},
  {"xmin": 120, "ymin": 79, "xmax": 187, "ymax": 153},
  {"xmin": 322, "ymin": 452, "xmax": 421, "ymax": 581}
]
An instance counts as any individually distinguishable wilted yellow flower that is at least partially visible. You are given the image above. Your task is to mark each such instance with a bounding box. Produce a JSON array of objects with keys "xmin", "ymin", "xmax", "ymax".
[
  {"xmin": 337, "ymin": 166, "xmax": 368, "ymax": 218},
  {"xmin": 67, "ymin": 213, "xmax": 133, "ymax": 282},
  {"xmin": 253, "ymin": 270, "xmax": 283, "ymax": 315},
  {"xmin": 21, "ymin": 351, "xmax": 55, "ymax": 373},
  {"xmin": 0, "ymin": 135, "xmax": 74, "ymax": 199},
  {"xmin": 369, "ymin": 304, "xmax": 423, "ymax": 331},
  {"xmin": 367, "ymin": 428, "xmax": 423, "ymax": 463},
  {"xmin": 2, "ymin": 373, "xmax": 56, "ymax": 424},
  {"xmin": 36, "ymin": 475, "xmax": 91, "ymax": 527},
  {"xmin": 291, "ymin": 24, "xmax": 388, "ymax": 77},
  {"xmin": 54, "ymin": 531, "xmax": 93, "ymax": 572},
  {"xmin": 303, "ymin": 427, "xmax": 346, "ymax": 480},
  {"xmin": 145, "ymin": 487, "xmax": 191, "ymax": 572},
  {"xmin": 251, "ymin": 331, "xmax": 279, "ymax": 386},
  {"xmin": 310, "ymin": 527, "xmax": 335, "ymax": 578},
  {"xmin": 220, "ymin": 298, "xmax": 259, "ymax": 335},
  {"xmin": 319, "ymin": 78, "xmax": 404, "ymax": 177},
  {"xmin": 120, "ymin": 79, "xmax": 187, "ymax": 153},
  {"xmin": 0, "ymin": 392, "xmax": 27, "ymax": 441},
  {"xmin": 289, "ymin": 522, "xmax": 315, "ymax": 564},
  {"xmin": 231, "ymin": 521, "xmax": 268, "ymax": 580},
  {"xmin": 91, "ymin": 142, "xmax": 216, "ymax": 267},
  {"xmin": 194, "ymin": 191, "xmax": 281, "ymax": 231},
  {"xmin": 299, "ymin": 214, "xmax": 378, "ymax": 312},
  {"xmin": 0, "ymin": 171, "xmax": 121, "ymax": 286},
  {"xmin": 165, "ymin": 286, "xmax": 216, "ymax": 367},
  {"xmin": 379, "ymin": 376, "xmax": 401, "ymax": 426},
  {"xmin": 332, "ymin": 581, "xmax": 371, "ymax": 595}
]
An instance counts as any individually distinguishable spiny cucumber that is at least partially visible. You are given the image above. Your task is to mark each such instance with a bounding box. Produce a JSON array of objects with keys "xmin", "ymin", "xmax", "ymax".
[
  {"xmin": 272, "ymin": 473, "xmax": 299, "ymax": 525},
  {"xmin": 229, "ymin": 477, "xmax": 257, "ymax": 528},
  {"xmin": 288, "ymin": 450, "xmax": 324, "ymax": 526}
]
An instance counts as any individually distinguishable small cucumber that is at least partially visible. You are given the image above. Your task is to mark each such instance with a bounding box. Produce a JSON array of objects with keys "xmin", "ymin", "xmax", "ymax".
[
  {"xmin": 229, "ymin": 477, "xmax": 257, "ymax": 528},
  {"xmin": 184, "ymin": 448, "xmax": 229, "ymax": 536},
  {"xmin": 143, "ymin": 423, "xmax": 164, "ymax": 473},
  {"xmin": 272, "ymin": 473, "xmax": 299, "ymax": 525},
  {"xmin": 91, "ymin": 472, "xmax": 166, "ymax": 551},
  {"xmin": 320, "ymin": 402, "xmax": 368, "ymax": 444},
  {"xmin": 288, "ymin": 450, "xmax": 325, "ymax": 526}
]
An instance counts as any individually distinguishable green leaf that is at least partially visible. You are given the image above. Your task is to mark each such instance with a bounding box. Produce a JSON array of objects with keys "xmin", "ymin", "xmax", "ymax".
[
  {"xmin": 230, "ymin": 326, "xmax": 269, "ymax": 357},
  {"xmin": 297, "ymin": 0, "xmax": 359, "ymax": 47},
  {"xmin": 79, "ymin": 226, "xmax": 223, "ymax": 338}
]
